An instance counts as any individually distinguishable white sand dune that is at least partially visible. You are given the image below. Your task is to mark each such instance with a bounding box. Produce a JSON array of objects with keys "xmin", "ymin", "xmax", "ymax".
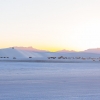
[
  {"xmin": 0, "ymin": 62, "xmax": 100, "ymax": 100},
  {"xmin": 0, "ymin": 48, "xmax": 100, "ymax": 62}
]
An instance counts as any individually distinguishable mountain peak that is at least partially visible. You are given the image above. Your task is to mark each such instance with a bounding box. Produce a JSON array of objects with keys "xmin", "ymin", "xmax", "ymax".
[
  {"xmin": 84, "ymin": 48, "xmax": 100, "ymax": 53},
  {"xmin": 11, "ymin": 46, "xmax": 48, "ymax": 52},
  {"xmin": 56, "ymin": 49, "xmax": 76, "ymax": 53}
]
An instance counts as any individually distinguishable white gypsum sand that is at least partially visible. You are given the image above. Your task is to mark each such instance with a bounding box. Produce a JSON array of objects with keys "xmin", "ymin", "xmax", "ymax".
[
  {"xmin": 0, "ymin": 48, "xmax": 100, "ymax": 63},
  {"xmin": 0, "ymin": 62, "xmax": 100, "ymax": 100}
]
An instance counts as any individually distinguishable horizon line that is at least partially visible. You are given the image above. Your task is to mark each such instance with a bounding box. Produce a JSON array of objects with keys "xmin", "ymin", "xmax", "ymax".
[{"xmin": 0, "ymin": 46, "xmax": 100, "ymax": 52}]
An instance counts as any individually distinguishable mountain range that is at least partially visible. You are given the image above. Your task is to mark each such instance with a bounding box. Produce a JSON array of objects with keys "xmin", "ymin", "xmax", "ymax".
[
  {"xmin": 0, "ymin": 47, "xmax": 100, "ymax": 59},
  {"xmin": 12, "ymin": 46, "xmax": 100, "ymax": 54}
]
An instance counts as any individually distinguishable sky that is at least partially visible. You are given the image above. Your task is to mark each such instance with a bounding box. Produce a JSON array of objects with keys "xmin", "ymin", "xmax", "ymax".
[{"xmin": 0, "ymin": 0, "xmax": 100, "ymax": 51}]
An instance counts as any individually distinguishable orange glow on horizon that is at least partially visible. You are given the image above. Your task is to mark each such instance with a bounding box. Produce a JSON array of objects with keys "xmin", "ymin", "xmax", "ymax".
[{"xmin": 0, "ymin": 44, "xmax": 81, "ymax": 52}]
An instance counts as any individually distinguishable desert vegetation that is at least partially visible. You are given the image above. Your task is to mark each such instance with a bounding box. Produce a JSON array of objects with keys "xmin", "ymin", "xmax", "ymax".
[{"xmin": 47, "ymin": 56, "xmax": 100, "ymax": 61}]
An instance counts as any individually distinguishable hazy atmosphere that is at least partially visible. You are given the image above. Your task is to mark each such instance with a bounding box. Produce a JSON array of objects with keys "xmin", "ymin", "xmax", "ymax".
[
  {"xmin": 1, "ymin": 1, "xmax": 100, "ymax": 99},
  {"xmin": 0, "ymin": 0, "xmax": 100, "ymax": 51}
]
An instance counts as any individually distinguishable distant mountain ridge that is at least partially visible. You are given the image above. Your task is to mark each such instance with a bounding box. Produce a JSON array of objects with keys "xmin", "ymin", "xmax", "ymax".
[
  {"xmin": 7, "ymin": 47, "xmax": 100, "ymax": 54},
  {"xmin": 0, "ymin": 47, "xmax": 100, "ymax": 60},
  {"xmin": 56, "ymin": 48, "xmax": 100, "ymax": 54},
  {"xmin": 56, "ymin": 49, "xmax": 76, "ymax": 53},
  {"xmin": 84, "ymin": 48, "xmax": 100, "ymax": 54},
  {"xmin": 13, "ymin": 46, "xmax": 49, "ymax": 52}
]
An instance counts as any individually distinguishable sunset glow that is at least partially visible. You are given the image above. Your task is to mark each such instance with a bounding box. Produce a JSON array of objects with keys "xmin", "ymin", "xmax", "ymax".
[{"xmin": 1, "ymin": 0, "xmax": 100, "ymax": 51}]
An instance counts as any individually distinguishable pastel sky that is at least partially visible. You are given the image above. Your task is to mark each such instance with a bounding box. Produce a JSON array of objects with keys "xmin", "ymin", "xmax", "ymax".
[{"xmin": 0, "ymin": 0, "xmax": 100, "ymax": 51}]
